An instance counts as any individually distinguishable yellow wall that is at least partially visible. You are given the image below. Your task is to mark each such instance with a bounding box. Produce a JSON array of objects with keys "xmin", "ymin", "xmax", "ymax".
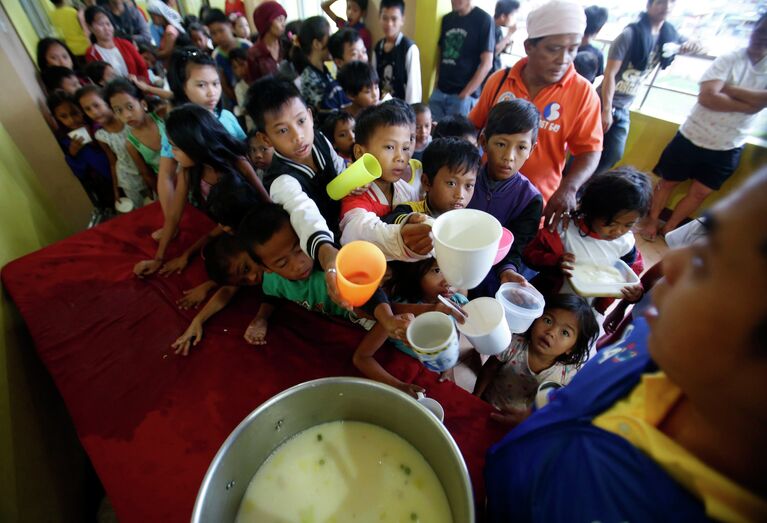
[{"xmin": 619, "ymin": 111, "xmax": 767, "ymax": 215}]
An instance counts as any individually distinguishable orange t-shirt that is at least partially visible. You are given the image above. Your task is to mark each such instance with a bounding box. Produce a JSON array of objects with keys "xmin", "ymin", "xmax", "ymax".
[{"xmin": 469, "ymin": 58, "xmax": 603, "ymax": 202}]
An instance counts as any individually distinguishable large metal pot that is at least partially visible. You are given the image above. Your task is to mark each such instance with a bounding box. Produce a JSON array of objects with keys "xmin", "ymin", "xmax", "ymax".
[{"xmin": 191, "ymin": 377, "xmax": 474, "ymax": 522}]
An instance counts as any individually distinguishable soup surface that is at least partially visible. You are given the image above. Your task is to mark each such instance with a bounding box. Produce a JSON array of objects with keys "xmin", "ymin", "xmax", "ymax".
[
  {"xmin": 572, "ymin": 263, "xmax": 625, "ymax": 284},
  {"xmin": 235, "ymin": 421, "xmax": 453, "ymax": 523}
]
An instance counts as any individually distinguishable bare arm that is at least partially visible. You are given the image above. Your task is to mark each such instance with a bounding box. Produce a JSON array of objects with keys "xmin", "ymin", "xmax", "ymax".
[
  {"xmin": 473, "ymin": 356, "xmax": 502, "ymax": 396},
  {"xmin": 353, "ymin": 323, "xmax": 424, "ymax": 398},
  {"xmin": 160, "ymin": 225, "xmax": 225, "ymax": 276},
  {"xmin": 125, "ymin": 141, "xmax": 156, "ymax": 193},
  {"xmin": 720, "ymin": 83, "xmax": 767, "ymax": 111},
  {"xmin": 98, "ymin": 140, "xmax": 121, "ymax": 202},
  {"xmin": 600, "ymin": 58, "xmax": 622, "ymax": 132},
  {"xmin": 543, "ymin": 151, "xmax": 600, "ymax": 231},
  {"xmin": 494, "ymin": 30, "xmax": 513, "ymax": 55},
  {"xmin": 235, "ymin": 157, "xmax": 271, "ymax": 201},
  {"xmin": 156, "ymin": 29, "xmax": 179, "ymax": 60},
  {"xmin": 458, "ymin": 51, "xmax": 493, "ymax": 99},
  {"xmin": 698, "ymin": 80, "xmax": 761, "ymax": 113},
  {"xmin": 171, "ymin": 285, "xmax": 240, "ymax": 355},
  {"xmin": 320, "ymin": 0, "xmax": 344, "ymax": 25}
]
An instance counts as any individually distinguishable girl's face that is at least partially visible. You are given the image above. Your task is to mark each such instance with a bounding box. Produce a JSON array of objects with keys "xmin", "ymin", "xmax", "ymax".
[
  {"xmin": 419, "ymin": 261, "xmax": 453, "ymax": 303},
  {"xmin": 346, "ymin": 1, "xmax": 363, "ymax": 25},
  {"xmin": 109, "ymin": 92, "xmax": 147, "ymax": 127},
  {"xmin": 270, "ymin": 15, "xmax": 287, "ymax": 38},
  {"xmin": 79, "ymin": 91, "xmax": 113, "ymax": 125},
  {"xmin": 231, "ymin": 58, "xmax": 249, "ymax": 81},
  {"xmin": 54, "ymin": 101, "xmax": 85, "ymax": 130},
  {"xmin": 101, "ymin": 65, "xmax": 117, "ymax": 85},
  {"xmin": 90, "ymin": 13, "xmax": 114, "ymax": 43},
  {"xmin": 233, "ymin": 17, "xmax": 251, "ymax": 39},
  {"xmin": 191, "ymin": 29, "xmax": 210, "ymax": 50},
  {"xmin": 45, "ymin": 43, "xmax": 73, "ymax": 69},
  {"xmin": 169, "ymin": 139, "xmax": 195, "ymax": 168},
  {"xmin": 333, "ymin": 118, "xmax": 355, "ymax": 156},
  {"xmin": 184, "ymin": 64, "xmax": 221, "ymax": 111},
  {"xmin": 529, "ymin": 309, "xmax": 579, "ymax": 361},
  {"xmin": 592, "ymin": 209, "xmax": 641, "ymax": 241},
  {"xmin": 248, "ymin": 135, "xmax": 274, "ymax": 170},
  {"xmin": 313, "ymin": 34, "xmax": 330, "ymax": 60}
]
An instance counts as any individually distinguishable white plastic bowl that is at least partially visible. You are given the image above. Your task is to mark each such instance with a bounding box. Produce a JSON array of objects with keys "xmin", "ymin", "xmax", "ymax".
[{"xmin": 495, "ymin": 283, "xmax": 545, "ymax": 334}]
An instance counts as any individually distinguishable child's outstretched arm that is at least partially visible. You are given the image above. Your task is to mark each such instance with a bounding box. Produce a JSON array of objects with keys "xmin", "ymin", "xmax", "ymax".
[
  {"xmin": 96, "ymin": 140, "xmax": 121, "ymax": 204},
  {"xmin": 172, "ymin": 285, "xmax": 239, "ymax": 356},
  {"xmin": 235, "ymin": 156, "xmax": 271, "ymax": 202},
  {"xmin": 473, "ymin": 356, "xmax": 502, "ymax": 397},
  {"xmin": 177, "ymin": 280, "xmax": 218, "ymax": 310},
  {"xmin": 159, "ymin": 226, "xmax": 224, "ymax": 276},
  {"xmin": 244, "ymin": 302, "xmax": 275, "ymax": 345},
  {"xmin": 353, "ymin": 323, "xmax": 425, "ymax": 398},
  {"xmin": 320, "ymin": 0, "xmax": 344, "ymax": 25}
]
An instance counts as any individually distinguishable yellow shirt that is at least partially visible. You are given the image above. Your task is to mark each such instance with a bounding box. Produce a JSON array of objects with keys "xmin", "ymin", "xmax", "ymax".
[
  {"xmin": 593, "ymin": 372, "xmax": 767, "ymax": 523},
  {"xmin": 50, "ymin": 6, "xmax": 90, "ymax": 56}
]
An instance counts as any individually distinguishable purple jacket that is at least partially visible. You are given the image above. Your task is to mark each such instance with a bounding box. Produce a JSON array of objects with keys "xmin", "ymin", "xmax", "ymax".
[{"xmin": 467, "ymin": 165, "xmax": 542, "ymax": 296}]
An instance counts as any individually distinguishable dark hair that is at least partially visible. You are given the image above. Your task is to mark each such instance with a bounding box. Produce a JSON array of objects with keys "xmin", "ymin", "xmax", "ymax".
[
  {"xmin": 382, "ymin": 97, "xmax": 415, "ymax": 124},
  {"xmin": 433, "ymin": 114, "xmax": 475, "ymax": 140},
  {"xmin": 165, "ymin": 104, "xmax": 247, "ymax": 204},
  {"xmin": 137, "ymin": 43, "xmax": 158, "ymax": 58},
  {"xmin": 41, "ymin": 66, "xmax": 78, "ymax": 92},
  {"xmin": 421, "ymin": 137, "xmax": 481, "ymax": 183},
  {"xmin": 584, "ymin": 6, "xmax": 609, "ymax": 36},
  {"xmin": 298, "ymin": 16, "xmax": 330, "ymax": 54},
  {"xmin": 494, "ymin": 0, "xmax": 520, "ymax": 18},
  {"xmin": 84, "ymin": 6, "xmax": 112, "ymax": 43},
  {"xmin": 574, "ymin": 51, "xmax": 599, "ymax": 82},
  {"xmin": 83, "ymin": 60, "xmax": 111, "ymax": 85},
  {"xmin": 202, "ymin": 234, "xmax": 245, "ymax": 285},
  {"xmin": 245, "ymin": 77, "xmax": 305, "ymax": 130},
  {"xmin": 167, "ymin": 46, "xmax": 219, "ymax": 105},
  {"xmin": 206, "ymin": 175, "xmax": 262, "ymax": 229},
  {"xmin": 534, "ymin": 294, "xmax": 598, "ymax": 367},
  {"xmin": 337, "ymin": 60, "xmax": 378, "ymax": 97},
  {"xmin": 228, "ymin": 46, "xmax": 248, "ymax": 63},
  {"xmin": 350, "ymin": 0, "xmax": 368, "ymax": 12},
  {"xmin": 380, "ymin": 0, "xmax": 405, "ymax": 15},
  {"xmin": 203, "ymin": 8, "xmax": 230, "ymax": 27},
  {"xmin": 328, "ymin": 28, "xmax": 361, "ymax": 61},
  {"xmin": 387, "ymin": 258, "xmax": 439, "ymax": 302},
  {"xmin": 74, "ymin": 84, "xmax": 105, "ymax": 105},
  {"xmin": 354, "ymin": 102, "xmax": 411, "ymax": 146},
  {"xmin": 411, "ymin": 102, "xmax": 430, "ymax": 116},
  {"xmin": 187, "ymin": 22, "xmax": 208, "ymax": 35},
  {"xmin": 36, "ymin": 37, "xmax": 76, "ymax": 72},
  {"xmin": 485, "ymin": 99, "xmax": 540, "ymax": 143},
  {"xmin": 576, "ymin": 167, "xmax": 653, "ymax": 229},
  {"xmin": 46, "ymin": 89, "xmax": 76, "ymax": 115},
  {"xmin": 238, "ymin": 203, "xmax": 292, "ymax": 264},
  {"xmin": 104, "ymin": 77, "xmax": 146, "ymax": 107},
  {"xmin": 320, "ymin": 110, "xmax": 355, "ymax": 144}
]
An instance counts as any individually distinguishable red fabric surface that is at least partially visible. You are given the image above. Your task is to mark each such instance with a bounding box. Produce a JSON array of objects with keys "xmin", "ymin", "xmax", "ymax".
[{"xmin": 2, "ymin": 203, "xmax": 508, "ymax": 523}]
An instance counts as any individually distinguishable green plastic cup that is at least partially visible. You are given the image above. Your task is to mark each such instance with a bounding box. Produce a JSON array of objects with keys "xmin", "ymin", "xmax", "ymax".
[{"xmin": 326, "ymin": 153, "xmax": 382, "ymax": 200}]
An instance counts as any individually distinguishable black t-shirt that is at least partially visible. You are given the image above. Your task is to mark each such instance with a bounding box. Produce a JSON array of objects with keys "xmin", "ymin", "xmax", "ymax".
[{"xmin": 437, "ymin": 7, "xmax": 495, "ymax": 96}]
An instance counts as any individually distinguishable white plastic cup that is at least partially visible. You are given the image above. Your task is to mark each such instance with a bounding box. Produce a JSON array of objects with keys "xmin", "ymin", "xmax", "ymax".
[
  {"xmin": 416, "ymin": 392, "xmax": 445, "ymax": 422},
  {"xmin": 457, "ymin": 297, "xmax": 512, "ymax": 355},
  {"xmin": 115, "ymin": 197, "xmax": 134, "ymax": 213},
  {"xmin": 406, "ymin": 311, "xmax": 460, "ymax": 372},
  {"xmin": 534, "ymin": 381, "xmax": 563, "ymax": 409},
  {"xmin": 432, "ymin": 209, "xmax": 502, "ymax": 289},
  {"xmin": 495, "ymin": 283, "xmax": 545, "ymax": 334}
]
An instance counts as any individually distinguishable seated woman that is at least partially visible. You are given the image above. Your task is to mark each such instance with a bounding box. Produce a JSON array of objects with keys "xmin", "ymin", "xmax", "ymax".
[{"xmin": 485, "ymin": 169, "xmax": 767, "ymax": 522}]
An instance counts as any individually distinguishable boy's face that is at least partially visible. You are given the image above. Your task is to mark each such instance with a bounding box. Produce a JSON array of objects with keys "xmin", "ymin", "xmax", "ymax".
[
  {"xmin": 346, "ymin": 1, "xmax": 364, "ymax": 25},
  {"xmin": 422, "ymin": 164, "xmax": 477, "ymax": 214},
  {"xmin": 226, "ymin": 250, "xmax": 263, "ymax": 286},
  {"xmin": 248, "ymin": 134, "xmax": 274, "ymax": 170},
  {"xmin": 354, "ymin": 123, "xmax": 412, "ymax": 183},
  {"xmin": 380, "ymin": 7, "xmax": 404, "ymax": 39},
  {"xmin": 342, "ymin": 39, "xmax": 368, "ymax": 64},
  {"xmin": 261, "ymin": 97, "xmax": 315, "ymax": 162},
  {"xmin": 415, "ymin": 110, "xmax": 432, "ymax": 149},
  {"xmin": 482, "ymin": 130, "xmax": 534, "ymax": 181},
  {"xmin": 54, "ymin": 101, "xmax": 85, "ymax": 130},
  {"xmin": 350, "ymin": 83, "xmax": 380, "ymax": 108},
  {"xmin": 191, "ymin": 29, "xmax": 209, "ymax": 50},
  {"xmin": 333, "ymin": 118, "xmax": 355, "ymax": 156},
  {"xmin": 231, "ymin": 58, "xmax": 248, "ymax": 81},
  {"xmin": 59, "ymin": 75, "xmax": 81, "ymax": 96},
  {"xmin": 251, "ymin": 221, "xmax": 314, "ymax": 281},
  {"xmin": 101, "ymin": 65, "xmax": 117, "ymax": 85},
  {"xmin": 207, "ymin": 21, "xmax": 234, "ymax": 48},
  {"xmin": 592, "ymin": 210, "xmax": 641, "ymax": 241}
]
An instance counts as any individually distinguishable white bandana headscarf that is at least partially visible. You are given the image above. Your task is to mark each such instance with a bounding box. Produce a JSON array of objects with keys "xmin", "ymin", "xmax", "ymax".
[{"xmin": 526, "ymin": 0, "xmax": 586, "ymax": 39}]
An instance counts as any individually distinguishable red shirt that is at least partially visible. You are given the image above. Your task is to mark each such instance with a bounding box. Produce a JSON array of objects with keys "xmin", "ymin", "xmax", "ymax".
[
  {"xmin": 469, "ymin": 59, "xmax": 602, "ymax": 203},
  {"xmin": 85, "ymin": 37, "xmax": 149, "ymax": 82},
  {"xmin": 247, "ymin": 38, "xmax": 284, "ymax": 82}
]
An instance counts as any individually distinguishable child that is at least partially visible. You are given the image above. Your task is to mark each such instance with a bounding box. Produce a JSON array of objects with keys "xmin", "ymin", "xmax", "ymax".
[
  {"xmin": 432, "ymin": 114, "xmax": 478, "ymax": 146},
  {"xmin": 248, "ymin": 1, "xmax": 288, "ymax": 82},
  {"xmin": 83, "ymin": 61, "xmax": 117, "ymax": 87},
  {"xmin": 339, "ymin": 103, "xmax": 432, "ymax": 261},
  {"xmin": 228, "ymin": 47, "xmax": 253, "ymax": 130},
  {"xmin": 204, "ymin": 8, "xmax": 251, "ymax": 107},
  {"xmin": 320, "ymin": 110, "xmax": 355, "ymax": 164},
  {"xmin": 231, "ymin": 14, "xmax": 255, "ymax": 43},
  {"xmin": 468, "ymin": 100, "xmax": 543, "ymax": 297},
  {"xmin": 321, "ymin": 0, "xmax": 371, "ymax": 50},
  {"xmin": 246, "ymin": 129, "xmax": 275, "ymax": 180},
  {"xmin": 138, "ymin": 44, "xmax": 168, "ymax": 89},
  {"xmin": 42, "ymin": 66, "xmax": 82, "ymax": 95},
  {"xmin": 473, "ymin": 294, "xmax": 598, "ymax": 418},
  {"xmin": 354, "ymin": 257, "xmax": 468, "ymax": 396},
  {"xmin": 47, "ymin": 90, "xmax": 115, "ymax": 222},
  {"xmin": 412, "ymin": 103, "xmax": 432, "ymax": 161},
  {"xmin": 337, "ymin": 60, "xmax": 380, "ymax": 118},
  {"xmin": 295, "ymin": 16, "xmax": 333, "ymax": 111},
  {"xmin": 188, "ymin": 22, "xmax": 213, "ymax": 54},
  {"xmin": 372, "ymin": 0, "xmax": 422, "ymax": 103},
  {"xmin": 322, "ymin": 28, "xmax": 368, "ymax": 111},
  {"xmin": 384, "ymin": 137, "xmax": 480, "ymax": 224},
  {"xmin": 76, "ymin": 85, "xmax": 151, "ymax": 209},
  {"xmin": 523, "ymin": 167, "xmax": 651, "ymax": 312},
  {"xmin": 146, "ymin": 0, "xmax": 186, "ymax": 65},
  {"xmin": 245, "ymin": 77, "xmax": 345, "ymax": 255},
  {"xmin": 577, "ymin": 5, "xmax": 608, "ymax": 83},
  {"xmin": 105, "ymin": 78, "xmax": 163, "ymax": 196}
]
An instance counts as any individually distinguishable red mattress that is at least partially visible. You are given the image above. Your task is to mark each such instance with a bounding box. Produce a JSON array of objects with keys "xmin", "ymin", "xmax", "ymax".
[{"xmin": 1, "ymin": 203, "xmax": 508, "ymax": 522}]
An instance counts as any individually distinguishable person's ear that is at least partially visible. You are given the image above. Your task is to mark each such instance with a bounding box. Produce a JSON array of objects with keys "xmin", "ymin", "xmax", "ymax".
[
  {"xmin": 257, "ymin": 131, "xmax": 273, "ymax": 148},
  {"xmin": 219, "ymin": 224, "xmax": 234, "ymax": 235},
  {"xmin": 420, "ymin": 172, "xmax": 432, "ymax": 192},
  {"xmin": 479, "ymin": 132, "xmax": 487, "ymax": 150},
  {"xmin": 353, "ymin": 143, "xmax": 365, "ymax": 161},
  {"xmin": 523, "ymin": 38, "xmax": 534, "ymax": 56}
]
